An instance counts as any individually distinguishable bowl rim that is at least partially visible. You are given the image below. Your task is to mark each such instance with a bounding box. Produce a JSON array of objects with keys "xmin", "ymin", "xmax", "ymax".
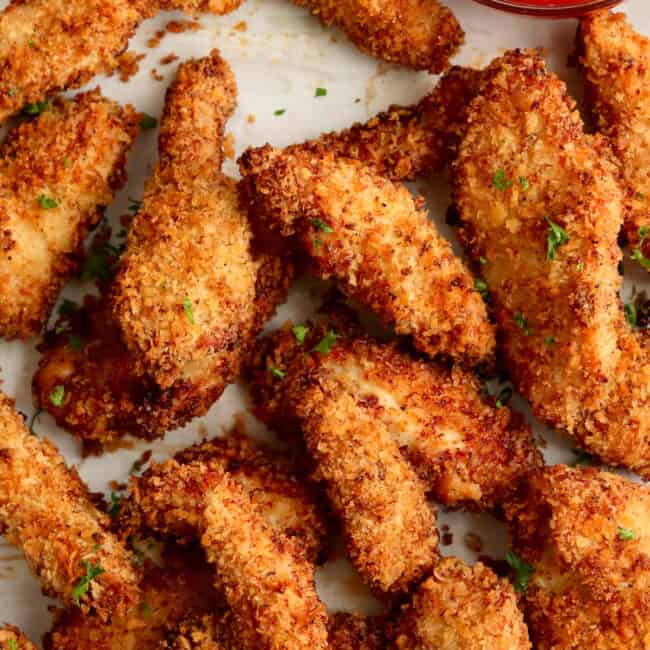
[{"xmin": 471, "ymin": 0, "xmax": 622, "ymax": 17}]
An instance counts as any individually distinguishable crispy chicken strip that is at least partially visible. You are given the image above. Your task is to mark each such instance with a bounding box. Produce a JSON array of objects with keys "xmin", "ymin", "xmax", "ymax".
[
  {"xmin": 0, "ymin": 393, "xmax": 140, "ymax": 620},
  {"xmin": 127, "ymin": 433, "xmax": 329, "ymax": 561},
  {"xmin": 578, "ymin": 10, "xmax": 650, "ymax": 271},
  {"xmin": 161, "ymin": 612, "xmax": 238, "ymax": 650},
  {"xmin": 200, "ymin": 471, "xmax": 329, "ymax": 650},
  {"xmin": 453, "ymin": 50, "xmax": 650, "ymax": 476},
  {"xmin": 157, "ymin": 0, "xmax": 243, "ymax": 14},
  {"xmin": 505, "ymin": 465, "xmax": 650, "ymax": 649},
  {"xmin": 248, "ymin": 323, "xmax": 439, "ymax": 595},
  {"xmin": 0, "ymin": 90, "xmax": 138, "ymax": 339},
  {"xmin": 249, "ymin": 322, "xmax": 541, "ymax": 510},
  {"xmin": 239, "ymin": 147, "xmax": 495, "ymax": 367},
  {"xmin": 45, "ymin": 549, "xmax": 222, "ymax": 650},
  {"xmin": 291, "ymin": 0, "xmax": 463, "ymax": 72},
  {"xmin": 0, "ymin": 0, "xmax": 149, "ymax": 124},
  {"xmin": 0, "ymin": 626, "xmax": 37, "ymax": 650},
  {"xmin": 327, "ymin": 613, "xmax": 388, "ymax": 650},
  {"xmin": 392, "ymin": 557, "xmax": 531, "ymax": 649}
]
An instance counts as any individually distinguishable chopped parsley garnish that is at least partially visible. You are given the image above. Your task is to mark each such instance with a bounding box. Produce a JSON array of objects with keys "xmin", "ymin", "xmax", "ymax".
[
  {"xmin": 68, "ymin": 335, "xmax": 83, "ymax": 350},
  {"xmin": 269, "ymin": 366, "xmax": 285, "ymax": 379},
  {"xmin": 312, "ymin": 330, "xmax": 338, "ymax": 355},
  {"xmin": 474, "ymin": 277, "xmax": 489, "ymax": 303},
  {"xmin": 625, "ymin": 301, "xmax": 637, "ymax": 328},
  {"xmin": 618, "ymin": 526, "xmax": 635, "ymax": 541},
  {"xmin": 506, "ymin": 551, "xmax": 535, "ymax": 593},
  {"xmin": 63, "ymin": 156, "xmax": 72, "ymax": 168},
  {"xmin": 140, "ymin": 113, "xmax": 158, "ymax": 130},
  {"xmin": 631, "ymin": 248, "xmax": 650, "ymax": 269},
  {"xmin": 108, "ymin": 492, "xmax": 121, "ymax": 518},
  {"xmin": 639, "ymin": 226, "xmax": 649, "ymax": 241},
  {"xmin": 315, "ymin": 87, "xmax": 327, "ymax": 97},
  {"xmin": 49, "ymin": 385, "xmax": 65, "ymax": 407},
  {"xmin": 183, "ymin": 298, "xmax": 194, "ymax": 324},
  {"xmin": 8, "ymin": 88, "xmax": 18, "ymax": 97},
  {"xmin": 491, "ymin": 168, "xmax": 512, "ymax": 192},
  {"xmin": 312, "ymin": 219, "xmax": 333, "ymax": 233},
  {"xmin": 313, "ymin": 238, "xmax": 322, "ymax": 248},
  {"xmin": 37, "ymin": 194, "xmax": 59, "ymax": 209},
  {"xmin": 28, "ymin": 38, "xmax": 35, "ymax": 48},
  {"xmin": 23, "ymin": 100, "xmax": 49, "ymax": 116},
  {"xmin": 513, "ymin": 311, "xmax": 531, "ymax": 336},
  {"xmin": 544, "ymin": 336, "xmax": 555, "ymax": 347},
  {"xmin": 59, "ymin": 299, "xmax": 78, "ymax": 316},
  {"xmin": 128, "ymin": 198, "xmax": 142, "ymax": 213},
  {"xmin": 8, "ymin": 638, "xmax": 18, "ymax": 650},
  {"xmin": 545, "ymin": 217, "xmax": 569, "ymax": 261},
  {"xmin": 292, "ymin": 324, "xmax": 308, "ymax": 344},
  {"xmin": 274, "ymin": 109, "xmax": 286, "ymax": 116},
  {"xmin": 72, "ymin": 559, "xmax": 104, "ymax": 605},
  {"xmin": 571, "ymin": 448, "xmax": 596, "ymax": 467},
  {"xmin": 636, "ymin": 192, "xmax": 646, "ymax": 201},
  {"xmin": 518, "ymin": 176, "xmax": 530, "ymax": 191},
  {"xmin": 29, "ymin": 408, "xmax": 43, "ymax": 436},
  {"xmin": 495, "ymin": 386, "xmax": 513, "ymax": 409},
  {"xmin": 479, "ymin": 256, "xmax": 488, "ymax": 265}
]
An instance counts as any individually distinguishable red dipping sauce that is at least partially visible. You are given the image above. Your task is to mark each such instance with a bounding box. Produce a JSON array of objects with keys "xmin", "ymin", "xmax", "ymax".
[{"xmin": 472, "ymin": 0, "xmax": 622, "ymax": 17}]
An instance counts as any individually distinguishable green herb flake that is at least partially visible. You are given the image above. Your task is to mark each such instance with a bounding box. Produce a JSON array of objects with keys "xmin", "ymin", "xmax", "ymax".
[
  {"xmin": 7, "ymin": 88, "xmax": 18, "ymax": 97},
  {"xmin": 631, "ymin": 248, "xmax": 650, "ymax": 270},
  {"xmin": 8, "ymin": 638, "xmax": 18, "ymax": 650},
  {"xmin": 63, "ymin": 156, "xmax": 72, "ymax": 168},
  {"xmin": 72, "ymin": 559, "xmax": 105, "ymax": 605},
  {"xmin": 274, "ymin": 109, "xmax": 286, "ymax": 116},
  {"xmin": 108, "ymin": 492, "xmax": 121, "ymax": 518},
  {"xmin": 183, "ymin": 298, "xmax": 194, "ymax": 324},
  {"xmin": 128, "ymin": 198, "xmax": 142, "ymax": 213},
  {"xmin": 312, "ymin": 330, "xmax": 338, "ymax": 355},
  {"xmin": 28, "ymin": 38, "xmax": 35, "ymax": 48},
  {"xmin": 518, "ymin": 176, "xmax": 530, "ymax": 191},
  {"xmin": 68, "ymin": 334, "xmax": 83, "ymax": 351},
  {"xmin": 506, "ymin": 551, "xmax": 535, "ymax": 593},
  {"xmin": 140, "ymin": 113, "xmax": 158, "ymax": 130},
  {"xmin": 292, "ymin": 324, "xmax": 308, "ymax": 344},
  {"xmin": 312, "ymin": 218, "xmax": 333, "ymax": 233},
  {"xmin": 618, "ymin": 526, "xmax": 635, "ymax": 541},
  {"xmin": 545, "ymin": 217, "xmax": 569, "ymax": 261},
  {"xmin": 23, "ymin": 100, "xmax": 48, "ymax": 116},
  {"xmin": 49, "ymin": 385, "xmax": 65, "ymax": 407},
  {"xmin": 58, "ymin": 298, "xmax": 78, "ymax": 316},
  {"xmin": 639, "ymin": 226, "xmax": 649, "ymax": 242},
  {"xmin": 313, "ymin": 238, "xmax": 322, "ymax": 248},
  {"xmin": 269, "ymin": 366, "xmax": 285, "ymax": 379},
  {"xmin": 636, "ymin": 192, "xmax": 646, "ymax": 201},
  {"xmin": 37, "ymin": 194, "xmax": 59, "ymax": 209},
  {"xmin": 315, "ymin": 87, "xmax": 327, "ymax": 97},
  {"xmin": 513, "ymin": 311, "xmax": 531, "ymax": 336},
  {"xmin": 479, "ymin": 256, "xmax": 488, "ymax": 265},
  {"xmin": 491, "ymin": 168, "xmax": 513, "ymax": 192},
  {"xmin": 571, "ymin": 448, "xmax": 596, "ymax": 467},
  {"xmin": 544, "ymin": 336, "xmax": 556, "ymax": 347},
  {"xmin": 81, "ymin": 242, "xmax": 120, "ymax": 281},
  {"xmin": 625, "ymin": 302, "xmax": 638, "ymax": 328},
  {"xmin": 474, "ymin": 277, "xmax": 489, "ymax": 303},
  {"xmin": 495, "ymin": 386, "xmax": 513, "ymax": 409}
]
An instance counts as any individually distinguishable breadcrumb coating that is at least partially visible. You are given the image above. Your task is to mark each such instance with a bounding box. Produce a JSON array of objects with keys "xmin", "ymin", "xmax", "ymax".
[
  {"xmin": 200, "ymin": 472, "xmax": 329, "ymax": 650},
  {"xmin": 0, "ymin": 626, "xmax": 37, "ymax": 650},
  {"xmin": 578, "ymin": 10, "xmax": 650, "ymax": 271},
  {"xmin": 0, "ymin": 90, "xmax": 138, "ymax": 339},
  {"xmin": 247, "ymin": 323, "xmax": 439, "ymax": 595},
  {"xmin": 506, "ymin": 465, "xmax": 650, "ymax": 649},
  {"xmin": 392, "ymin": 557, "xmax": 531, "ymax": 649},
  {"xmin": 45, "ymin": 549, "xmax": 222, "ymax": 650},
  {"xmin": 453, "ymin": 50, "xmax": 650, "ymax": 476},
  {"xmin": 239, "ymin": 146, "xmax": 495, "ymax": 367},
  {"xmin": 327, "ymin": 613, "xmax": 388, "ymax": 650},
  {"xmin": 291, "ymin": 0, "xmax": 463, "ymax": 72},
  {"xmin": 157, "ymin": 0, "xmax": 243, "ymax": 14},
  {"xmin": 0, "ymin": 393, "xmax": 140, "ymax": 620},
  {"xmin": 0, "ymin": 0, "xmax": 148, "ymax": 123},
  {"xmin": 161, "ymin": 612, "xmax": 238, "ymax": 650},
  {"xmin": 127, "ymin": 433, "xmax": 329, "ymax": 561},
  {"xmin": 249, "ymin": 322, "xmax": 541, "ymax": 510}
]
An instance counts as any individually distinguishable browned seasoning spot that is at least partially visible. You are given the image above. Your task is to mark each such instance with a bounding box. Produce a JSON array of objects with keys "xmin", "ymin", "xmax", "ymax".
[
  {"xmin": 247, "ymin": 114, "xmax": 256, "ymax": 124},
  {"xmin": 151, "ymin": 68, "xmax": 164, "ymax": 82},
  {"xmin": 160, "ymin": 53, "xmax": 179, "ymax": 66},
  {"xmin": 464, "ymin": 531, "xmax": 483, "ymax": 553},
  {"xmin": 233, "ymin": 20, "xmax": 247, "ymax": 32},
  {"xmin": 115, "ymin": 51, "xmax": 145, "ymax": 82}
]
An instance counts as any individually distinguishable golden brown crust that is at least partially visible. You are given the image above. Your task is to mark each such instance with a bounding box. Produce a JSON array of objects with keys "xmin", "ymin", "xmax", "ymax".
[
  {"xmin": 326, "ymin": 613, "xmax": 388, "ymax": 650},
  {"xmin": 506, "ymin": 465, "xmax": 650, "ymax": 649},
  {"xmin": 248, "ymin": 322, "xmax": 541, "ymax": 511},
  {"xmin": 247, "ymin": 323, "xmax": 439, "ymax": 595},
  {"xmin": 578, "ymin": 10, "xmax": 650, "ymax": 270},
  {"xmin": 239, "ymin": 146, "xmax": 495, "ymax": 367},
  {"xmin": 161, "ymin": 612, "xmax": 238, "ymax": 650},
  {"xmin": 0, "ymin": 0, "xmax": 148, "ymax": 123},
  {"xmin": 157, "ymin": 0, "xmax": 243, "ymax": 14},
  {"xmin": 0, "ymin": 626, "xmax": 37, "ymax": 650},
  {"xmin": 201, "ymin": 471, "xmax": 329, "ymax": 650},
  {"xmin": 392, "ymin": 557, "xmax": 530, "ymax": 649},
  {"xmin": 453, "ymin": 50, "xmax": 650, "ymax": 476},
  {"xmin": 0, "ymin": 90, "xmax": 138, "ymax": 339},
  {"xmin": 292, "ymin": 0, "xmax": 463, "ymax": 72},
  {"xmin": 0, "ymin": 392, "xmax": 140, "ymax": 620}
]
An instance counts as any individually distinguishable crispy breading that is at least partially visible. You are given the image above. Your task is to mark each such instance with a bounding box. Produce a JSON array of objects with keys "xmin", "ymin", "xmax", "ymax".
[
  {"xmin": 327, "ymin": 613, "xmax": 388, "ymax": 650},
  {"xmin": 113, "ymin": 50, "xmax": 291, "ymax": 390},
  {"xmin": 127, "ymin": 433, "xmax": 329, "ymax": 561},
  {"xmin": 0, "ymin": 0, "xmax": 149, "ymax": 123},
  {"xmin": 249, "ymin": 322, "xmax": 541, "ymax": 510},
  {"xmin": 158, "ymin": 0, "xmax": 243, "ymax": 14},
  {"xmin": 200, "ymin": 471, "xmax": 329, "ymax": 650},
  {"xmin": 505, "ymin": 465, "xmax": 650, "ymax": 649},
  {"xmin": 0, "ymin": 625, "xmax": 37, "ymax": 649},
  {"xmin": 0, "ymin": 90, "xmax": 138, "ymax": 339},
  {"xmin": 291, "ymin": 0, "xmax": 463, "ymax": 72},
  {"xmin": 578, "ymin": 10, "xmax": 650, "ymax": 271},
  {"xmin": 392, "ymin": 557, "xmax": 531, "ymax": 649},
  {"xmin": 453, "ymin": 50, "xmax": 650, "ymax": 476},
  {"xmin": 161, "ymin": 612, "xmax": 238, "ymax": 650},
  {"xmin": 247, "ymin": 323, "xmax": 439, "ymax": 595},
  {"xmin": 239, "ymin": 146, "xmax": 495, "ymax": 367},
  {"xmin": 45, "ymin": 549, "xmax": 222, "ymax": 650},
  {"xmin": 0, "ymin": 392, "xmax": 140, "ymax": 620}
]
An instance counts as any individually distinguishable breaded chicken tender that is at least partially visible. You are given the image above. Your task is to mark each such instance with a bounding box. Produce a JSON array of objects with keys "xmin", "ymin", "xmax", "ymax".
[
  {"xmin": 0, "ymin": 0, "xmax": 149, "ymax": 123},
  {"xmin": 200, "ymin": 471, "xmax": 329, "ymax": 650},
  {"xmin": 127, "ymin": 432, "xmax": 329, "ymax": 561},
  {"xmin": 453, "ymin": 50, "xmax": 650, "ymax": 476},
  {"xmin": 247, "ymin": 323, "xmax": 439, "ymax": 595},
  {"xmin": 392, "ymin": 557, "xmax": 531, "ymax": 649},
  {"xmin": 45, "ymin": 549, "xmax": 222, "ymax": 650},
  {"xmin": 506, "ymin": 465, "xmax": 650, "ymax": 649},
  {"xmin": 0, "ymin": 393, "xmax": 140, "ymax": 620},
  {"xmin": 0, "ymin": 90, "xmax": 138, "ymax": 339},
  {"xmin": 157, "ymin": 0, "xmax": 243, "ymax": 14},
  {"xmin": 578, "ymin": 10, "xmax": 650, "ymax": 271},
  {"xmin": 249, "ymin": 322, "xmax": 541, "ymax": 510},
  {"xmin": 239, "ymin": 147, "xmax": 495, "ymax": 367},
  {"xmin": 0, "ymin": 626, "xmax": 37, "ymax": 650},
  {"xmin": 161, "ymin": 612, "xmax": 237, "ymax": 650},
  {"xmin": 291, "ymin": 0, "xmax": 463, "ymax": 72}
]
